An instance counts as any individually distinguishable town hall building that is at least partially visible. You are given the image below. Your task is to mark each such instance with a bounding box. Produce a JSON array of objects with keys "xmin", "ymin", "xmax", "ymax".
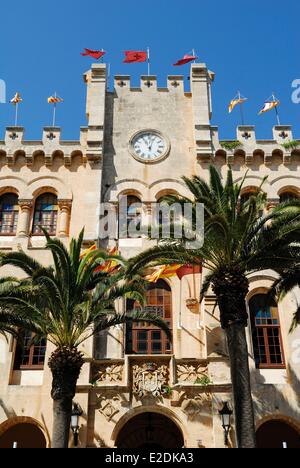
[{"xmin": 0, "ymin": 63, "xmax": 300, "ymax": 448}]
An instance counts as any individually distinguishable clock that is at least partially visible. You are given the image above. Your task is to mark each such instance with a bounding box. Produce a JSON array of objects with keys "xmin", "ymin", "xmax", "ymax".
[{"xmin": 129, "ymin": 130, "xmax": 170, "ymax": 163}]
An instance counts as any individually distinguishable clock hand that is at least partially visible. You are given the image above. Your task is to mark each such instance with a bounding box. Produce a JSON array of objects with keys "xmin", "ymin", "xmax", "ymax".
[{"xmin": 149, "ymin": 135, "xmax": 155, "ymax": 151}]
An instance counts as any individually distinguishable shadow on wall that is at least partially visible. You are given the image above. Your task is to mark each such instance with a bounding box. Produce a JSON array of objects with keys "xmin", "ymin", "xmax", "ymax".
[
  {"xmin": 0, "ymin": 398, "xmax": 16, "ymax": 419},
  {"xmin": 251, "ymin": 364, "xmax": 300, "ymax": 448}
]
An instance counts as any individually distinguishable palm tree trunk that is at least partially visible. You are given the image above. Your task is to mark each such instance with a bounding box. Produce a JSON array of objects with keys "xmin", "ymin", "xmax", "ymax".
[
  {"xmin": 225, "ymin": 323, "xmax": 256, "ymax": 448},
  {"xmin": 48, "ymin": 347, "xmax": 84, "ymax": 449},
  {"xmin": 213, "ymin": 269, "xmax": 256, "ymax": 448},
  {"xmin": 52, "ymin": 398, "xmax": 73, "ymax": 448}
]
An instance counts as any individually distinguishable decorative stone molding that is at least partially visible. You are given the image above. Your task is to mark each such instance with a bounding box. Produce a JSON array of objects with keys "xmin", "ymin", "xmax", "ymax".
[
  {"xmin": 93, "ymin": 362, "xmax": 124, "ymax": 385},
  {"xmin": 176, "ymin": 360, "xmax": 209, "ymax": 384},
  {"xmin": 181, "ymin": 393, "xmax": 212, "ymax": 420},
  {"xmin": 18, "ymin": 199, "xmax": 32, "ymax": 209},
  {"xmin": 132, "ymin": 361, "xmax": 169, "ymax": 398},
  {"xmin": 171, "ymin": 389, "xmax": 212, "ymax": 418},
  {"xmin": 185, "ymin": 298, "xmax": 199, "ymax": 313},
  {"xmin": 58, "ymin": 199, "xmax": 72, "ymax": 210},
  {"xmin": 96, "ymin": 392, "xmax": 122, "ymax": 422}
]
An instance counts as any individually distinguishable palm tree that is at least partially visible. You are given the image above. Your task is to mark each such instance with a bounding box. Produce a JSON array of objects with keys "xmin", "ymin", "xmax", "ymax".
[
  {"xmin": 0, "ymin": 230, "xmax": 170, "ymax": 448},
  {"xmin": 127, "ymin": 166, "xmax": 300, "ymax": 448},
  {"xmin": 270, "ymin": 259, "xmax": 300, "ymax": 332},
  {"xmin": 0, "ymin": 278, "xmax": 37, "ymax": 340}
]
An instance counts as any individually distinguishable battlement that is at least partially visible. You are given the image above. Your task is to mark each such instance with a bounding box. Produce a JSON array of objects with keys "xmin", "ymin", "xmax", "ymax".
[
  {"xmin": 0, "ymin": 63, "xmax": 298, "ymax": 169},
  {"xmin": 0, "ymin": 126, "xmax": 88, "ymax": 167},
  {"xmin": 112, "ymin": 63, "xmax": 213, "ymax": 94},
  {"xmin": 209, "ymin": 125, "xmax": 300, "ymax": 166},
  {"xmin": 0, "ymin": 124, "xmax": 299, "ymax": 169}
]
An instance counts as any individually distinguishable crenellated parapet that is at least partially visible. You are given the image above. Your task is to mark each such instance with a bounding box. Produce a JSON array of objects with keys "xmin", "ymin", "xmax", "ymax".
[
  {"xmin": 0, "ymin": 126, "xmax": 91, "ymax": 168},
  {"xmin": 211, "ymin": 125, "xmax": 300, "ymax": 167}
]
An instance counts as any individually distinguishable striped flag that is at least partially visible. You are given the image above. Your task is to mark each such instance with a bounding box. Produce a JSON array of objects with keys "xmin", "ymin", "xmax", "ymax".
[
  {"xmin": 80, "ymin": 243, "xmax": 97, "ymax": 260},
  {"xmin": 228, "ymin": 97, "xmax": 247, "ymax": 113},
  {"xmin": 146, "ymin": 265, "xmax": 181, "ymax": 283},
  {"xmin": 94, "ymin": 247, "xmax": 119, "ymax": 274},
  {"xmin": 48, "ymin": 95, "xmax": 63, "ymax": 104},
  {"xmin": 10, "ymin": 92, "xmax": 22, "ymax": 105},
  {"xmin": 259, "ymin": 100, "xmax": 280, "ymax": 115}
]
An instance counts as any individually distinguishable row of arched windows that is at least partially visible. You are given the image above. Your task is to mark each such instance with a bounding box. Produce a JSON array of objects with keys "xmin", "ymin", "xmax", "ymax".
[
  {"xmin": 13, "ymin": 284, "xmax": 285, "ymax": 371},
  {"xmin": 0, "ymin": 193, "xmax": 58, "ymax": 236},
  {"xmin": 120, "ymin": 191, "xmax": 300, "ymax": 239}
]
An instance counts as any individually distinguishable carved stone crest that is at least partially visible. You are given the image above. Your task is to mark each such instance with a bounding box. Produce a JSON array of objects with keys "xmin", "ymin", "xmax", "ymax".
[
  {"xmin": 176, "ymin": 361, "xmax": 209, "ymax": 384},
  {"xmin": 96, "ymin": 392, "xmax": 123, "ymax": 422},
  {"xmin": 93, "ymin": 363, "xmax": 124, "ymax": 385},
  {"xmin": 132, "ymin": 362, "xmax": 168, "ymax": 398}
]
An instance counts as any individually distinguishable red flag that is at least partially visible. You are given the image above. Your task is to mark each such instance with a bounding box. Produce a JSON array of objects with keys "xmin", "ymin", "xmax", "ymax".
[
  {"xmin": 173, "ymin": 54, "xmax": 197, "ymax": 66},
  {"xmin": 81, "ymin": 49, "xmax": 106, "ymax": 60},
  {"xmin": 123, "ymin": 50, "xmax": 147, "ymax": 63},
  {"xmin": 176, "ymin": 264, "xmax": 202, "ymax": 280}
]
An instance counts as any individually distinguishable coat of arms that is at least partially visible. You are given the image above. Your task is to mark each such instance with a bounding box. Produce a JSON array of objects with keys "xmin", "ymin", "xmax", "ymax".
[{"xmin": 132, "ymin": 362, "xmax": 168, "ymax": 398}]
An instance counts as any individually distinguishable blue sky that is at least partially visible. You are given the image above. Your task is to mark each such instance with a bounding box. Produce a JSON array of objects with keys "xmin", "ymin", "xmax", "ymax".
[{"xmin": 0, "ymin": 0, "xmax": 299, "ymax": 140}]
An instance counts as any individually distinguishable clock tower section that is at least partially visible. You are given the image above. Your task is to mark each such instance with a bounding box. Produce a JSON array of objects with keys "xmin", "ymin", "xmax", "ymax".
[{"xmin": 98, "ymin": 62, "xmax": 215, "ymax": 220}]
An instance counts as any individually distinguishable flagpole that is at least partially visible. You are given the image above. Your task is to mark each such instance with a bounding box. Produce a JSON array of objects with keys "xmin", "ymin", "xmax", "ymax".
[
  {"xmin": 272, "ymin": 92, "xmax": 281, "ymax": 125},
  {"xmin": 192, "ymin": 49, "xmax": 196, "ymax": 63},
  {"xmin": 107, "ymin": 63, "xmax": 110, "ymax": 90},
  {"xmin": 14, "ymin": 103, "xmax": 18, "ymax": 127},
  {"xmin": 147, "ymin": 47, "xmax": 150, "ymax": 76},
  {"xmin": 52, "ymin": 92, "xmax": 57, "ymax": 127},
  {"xmin": 238, "ymin": 91, "xmax": 245, "ymax": 126}
]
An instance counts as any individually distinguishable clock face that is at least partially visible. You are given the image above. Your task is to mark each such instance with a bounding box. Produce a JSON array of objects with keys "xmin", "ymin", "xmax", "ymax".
[{"xmin": 130, "ymin": 131, "xmax": 169, "ymax": 163}]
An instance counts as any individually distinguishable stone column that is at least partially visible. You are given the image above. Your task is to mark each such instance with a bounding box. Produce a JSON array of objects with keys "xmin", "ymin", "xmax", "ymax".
[
  {"xmin": 58, "ymin": 200, "xmax": 72, "ymax": 237},
  {"xmin": 143, "ymin": 202, "xmax": 153, "ymax": 237},
  {"xmin": 17, "ymin": 200, "xmax": 33, "ymax": 237}
]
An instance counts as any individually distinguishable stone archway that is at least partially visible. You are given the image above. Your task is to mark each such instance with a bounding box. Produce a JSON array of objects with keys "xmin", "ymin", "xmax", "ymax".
[
  {"xmin": 0, "ymin": 417, "xmax": 47, "ymax": 448},
  {"xmin": 115, "ymin": 412, "xmax": 184, "ymax": 449},
  {"xmin": 256, "ymin": 419, "xmax": 300, "ymax": 448}
]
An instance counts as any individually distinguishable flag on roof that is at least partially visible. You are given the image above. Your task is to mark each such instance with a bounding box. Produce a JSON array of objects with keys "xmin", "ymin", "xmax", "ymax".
[
  {"xmin": 48, "ymin": 95, "xmax": 63, "ymax": 104},
  {"xmin": 228, "ymin": 96, "xmax": 247, "ymax": 113},
  {"xmin": 259, "ymin": 100, "xmax": 280, "ymax": 115},
  {"xmin": 10, "ymin": 92, "xmax": 22, "ymax": 105},
  {"xmin": 173, "ymin": 54, "xmax": 197, "ymax": 66},
  {"xmin": 123, "ymin": 50, "xmax": 148, "ymax": 63},
  {"xmin": 81, "ymin": 49, "xmax": 106, "ymax": 60}
]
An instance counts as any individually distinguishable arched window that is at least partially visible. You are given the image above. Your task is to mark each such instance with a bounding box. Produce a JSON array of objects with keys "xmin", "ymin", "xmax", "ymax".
[
  {"xmin": 32, "ymin": 193, "xmax": 58, "ymax": 235},
  {"xmin": 249, "ymin": 294, "xmax": 285, "ymax": 369},
  {"xmin": 119, "ymin": 195, "xmax": 142, "ymax": 239},
  {"xmin": 0, "ymin": 193, "xmax": 19, "ymax": 235},
  {"xmin": 280, "ymin": 191, "xmax": 299, "ymax": 203},
  {"xmin": 126, "ymin": 279, "xmax": 172, "ymax": 355},
  {"xmin": 13, "ymin": 330, "xmax": 47, "ymax": 370}
]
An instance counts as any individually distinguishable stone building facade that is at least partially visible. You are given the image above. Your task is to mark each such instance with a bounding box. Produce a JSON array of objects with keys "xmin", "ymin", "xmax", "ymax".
[{"xmin": 0, "ymin": 63, "xmax": 300, "ymax": 448}]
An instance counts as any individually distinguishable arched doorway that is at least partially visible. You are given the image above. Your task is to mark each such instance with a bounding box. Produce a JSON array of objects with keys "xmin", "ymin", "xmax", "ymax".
[
  {"xmin": 0, "ymin": 421, "xmax": 47, "ymax": 448},
  {"xmin": 256, "ymin": 420, "xmax": 300, "ymax": 448},
  {"xmin": 116, "ymin": 412, "xmax": 184, "ymax": 449}
]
